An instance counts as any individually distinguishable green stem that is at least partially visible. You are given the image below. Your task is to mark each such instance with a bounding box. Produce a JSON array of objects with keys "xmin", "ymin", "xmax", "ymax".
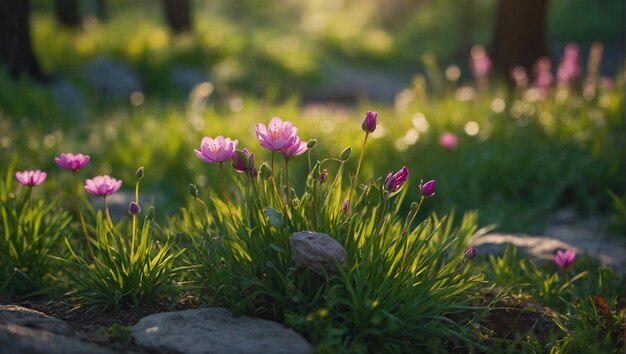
[
  {"xmin": 219, "ymin": 162, "xmax": 236, "ymax": 228},
  {"xmin": 72, "ymin": 171, "xmax": 95, "ymax": 261},
  {"xmin": 103, "ymin": 196, "xmax": 114, "ymax": 229},
  {"xmin": 348, "ymin": 133, "xmax": 369, "ymax": 213},
  {"xmin": 285, "ymin": 158, "xmax": 291, "ymax": 202}
]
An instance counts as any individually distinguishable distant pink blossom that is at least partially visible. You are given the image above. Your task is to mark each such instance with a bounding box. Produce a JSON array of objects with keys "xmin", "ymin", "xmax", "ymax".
[
  {"xmin": 554, "ymin": 249, "xmax": 576, "ymax": 269},
  {"xmin": 15, "ymin": 170, "xmax": 47, "ymax": 187},
  {"xmin": 533, "ymin": 57, "xmax": 553, "ymax": 92},
  {"xmin": 439, "ymin": 133, "xmax": 458, "ymax": 150},
  {"xmin": 195, "ymin": 136, "xmax": 238, "ymax": 163},
  {"xmin": 255, "ymin": 117, "xmax": 299, "ymax": 151},
  {"xmin": 556, "ymin": 43, "xmax": 580, "ymax": 86},
  {"xmin": 55, "ymin": 153, "xmax": 90, "ymax": 172},
  {"xmin": 470, "ymin": 45, "xmax": 491, "ymax": 80},
  {"xmin": 84, "ymin": 175, "xmax": 122, "ymax": 197}
]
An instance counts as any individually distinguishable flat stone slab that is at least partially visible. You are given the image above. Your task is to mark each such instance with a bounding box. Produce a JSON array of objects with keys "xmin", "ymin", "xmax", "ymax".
[
  {"xmin": 132, "ymin": 308, "xmax": 313, "ymax": 354},
  {"xmin": 0, "ymin": 305, "xmax": 72, "ymax": 335},
  {"xmin": 0, "ymin": 305, "xmax": 115, "ymax": 354},
  {"xmin": 474, "ymin": 214, "xmax": 626, "ymax": 273}
]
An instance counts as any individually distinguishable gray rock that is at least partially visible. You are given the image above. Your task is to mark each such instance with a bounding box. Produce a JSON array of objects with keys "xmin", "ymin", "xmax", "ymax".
[
  {"xmin": 0, "ymin": 322, "xmax": 116, "ymax": 354},
  {"xmin": 474, "ymin": 215, "xmax": 626, "ymax": 273},
  {"xmin": 85, "ymin": 57, "xmax": 142, "ymax": 98},
  {"xmin": 132, "ymin": 308, "xmax": 313, "ymax": 354},
  {"xmin": 171, "ymin": 66, "xmax": 211, "ymax": 94},
  {"xmin": 52, "ymin": 80, "xmax": 86, "ymax": 117},
  {"xmin": 0, "ymin": 305, "xmax": 71, "ymax": 335},
  {"xmin": 0, "ymin": 306, "xmax": 115, "ymax": 354},
  {"xmin": 290, "ymin": 231, "xmax": 347, "ymax": 275}
]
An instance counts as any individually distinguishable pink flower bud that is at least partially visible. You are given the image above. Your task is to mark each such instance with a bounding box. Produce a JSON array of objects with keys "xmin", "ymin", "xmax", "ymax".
[
  {"xmin": 361, "ymin": 111, "xmax": 377, "ymax": 133},
  {"xmin": 464, "ymin": 246, "xmax": 477, "ymax": 260},
  {"xmin": 554, "ymin": 249, "xmax": 576, "ymax": 269},
  {"xmin": 129, "ymin": 201, "xmax": 140, "ymax": 215},
  {"xmin": 420, "ymin": 180, "xmax": 435, "ymax": 198}
]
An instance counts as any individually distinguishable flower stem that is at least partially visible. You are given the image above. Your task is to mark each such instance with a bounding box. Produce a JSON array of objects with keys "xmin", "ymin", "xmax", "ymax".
[
  {"xmin": 103, "ymin": 196, "xmax": 114, "ymax": 229},
  {"xmin": 219, "ymin": 162, "xmax": 236, "ymax": 228},
  {"xmin": 348, "ymin": 133, "xmax": 369, "ymax": 212},
  {"xmin": 284, "ymin": 158, "xmax": 291, "ymax": 202},
  {"xmin": 131, "ymin": 179, "xmax": 140, "ymax": 263},
  {"xmin": 72, "ymin": 171, "xmax": 95, "ymax": 261}
]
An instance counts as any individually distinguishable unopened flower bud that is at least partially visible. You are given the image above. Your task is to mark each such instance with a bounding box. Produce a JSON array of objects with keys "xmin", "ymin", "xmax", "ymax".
[
  {"xmin": 340, "ymin": 147, "xmax": 352, "ymax": 161},
  {"xmin": 147, "ymin": 205, "xmax": 155, "ymax": 220},
  {"xmin": 361, "ymin": 111, "xmax": 377, "ymax": 133},
  {"xmin": 259, "ymin": 162, "xmax": 272, "ymax": 180},
  {"xmin": 129, "ymin": 201, "xmax": 140, "ymax": 215},
  {"xmin": 342, "ymin": 198, "xmax": 349, "ymax": 214},
  {"xmin": 136, "ymin": 166, "xmax": 144, "ymax": 180},
  {"xmin": 464, "ymin": 246, "xmax": 477, "ymax": 260},
  {"xmin": 318, "ymin": 169, "xmax": 328, "ymax": 183},
  {"xmin": 189, "ymin": 183, "xmax": 199, "ymax": 198},
  {"xmin": 420, "ymin": 180, "xmax": 436, "ymax": 198},
  {"xmin": 307, "ymin": 139, "xmax": 317, "ymax": 149}
]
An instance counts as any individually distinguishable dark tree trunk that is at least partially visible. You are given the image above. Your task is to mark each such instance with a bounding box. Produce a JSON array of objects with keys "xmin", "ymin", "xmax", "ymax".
[
  {"xmin": 0, "ymin": 0, "xmax": 47, "ymax": 81},
  {"xmin": 163, "ymin": 0, "xmax": 192, "ymax": 33},
  {"xmin": 54, "ymin": 0, "xmax": 80, "ymax": 28},
  {"xmin": 95, "ymin": 0, "xmax": 107, "ymax": 22},
  {"xmin": 491, "ymin": 0, "xmax": 549, "ymax": 79}
]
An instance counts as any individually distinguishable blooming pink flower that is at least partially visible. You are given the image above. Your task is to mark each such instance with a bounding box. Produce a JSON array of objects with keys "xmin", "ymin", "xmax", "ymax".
[
  {"xmin": 361, "ymin": 111, "xmax": 377, "ymax": 133},
  {"xmin": 232, "ymin": 148, "xmax": 258, "ymax": 178},
  {"xmin": 55, "ymin": 153, "xmax": 90, "ymax": 171},
  {"xmin": 383, "ymin": 166, "xmax": 409, "ymax": 193},
  {"xmin": 439, "ymin": 133, "xmax": 458, "ymax": 149},
  {"xmin": 554, "ymin": 249, "xmax": 576, "ymax": 269},
  {"xmin": 420, "ymin": 180, "xmax": 436, "ymax": 198},
  {"xmin": 281, "ymin": 136, "xmax": 308, "ymax": 158},
  {"xmin": 15, "ymin": 170, "xmax": 47, "ymax": 187},
  {"xmin": 84, "ymin": 175, "xmax": 122, "ymax": 197},
  {"xmin": 255, "ymin": 117, "xmax": 298, "ymax": 151},
  {"xmin": 195, "ymin": 136, "xmax": 238, "ymax": 163}
]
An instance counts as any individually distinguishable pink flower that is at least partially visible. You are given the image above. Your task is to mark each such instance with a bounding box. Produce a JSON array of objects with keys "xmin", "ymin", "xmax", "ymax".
[
  {"xmin": 55, "ymin": 153, "xmax": 90, "ymax": 171},
  {"xmin": 255, "ymin": 117, "xmax": 298, "ymax": 151},
  {"xmin": 342, "ymin": 198, "xmax": 349, "ymax": 214},
  {"xmin": 554, "ymin": 249, "xmax": 576, "ymax": 269},
  {"xmin": 383, "ymin": 166, "xmax": 409, "ymax": 193},
  {"xmin": 533, "ymin": 57, "xmax": 553, "ymax": 91},
  {"xmin": 128, "ymin": 201, "xmax": 140, "ymax": 215},
  {"xmin": 195, "ymin": 136, "xmax": 238, "ymax": 163},
  {"xmin": 439, "ymin": 133, "xmax": 458, "ymax": 149},
  {"xmin": 281, "ymin": 136, "xmax": 308, "ymax": 158},
  {"xmin": 84, "ymin": 175, "xmax": 122, "ymax": 196},
  {"xmin": 361, "ymin": 111, "xmax": 377, "ymax": 133},
  {"xmin": 15, "ymin": 170, "xmax": 47, "ymax": 187},
  {"xmin": 420, "ymin": 180, "xmax": 436, "ymax": 198}
]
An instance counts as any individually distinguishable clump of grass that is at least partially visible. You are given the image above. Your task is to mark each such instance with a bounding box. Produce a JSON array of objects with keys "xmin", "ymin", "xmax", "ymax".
[{"xmin": 0, "ymin": 164, "xmax": 71, "ymax": 299}]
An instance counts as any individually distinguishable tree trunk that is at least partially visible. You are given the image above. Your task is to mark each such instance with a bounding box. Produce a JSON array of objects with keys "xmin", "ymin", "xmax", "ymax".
[
  {"xmin": 163, "ymin": 0, "xmax": 192, "ymax": 33},
  {"xmin": 0, "ymin": 0, "xmax": 47, "ymax": 81},
  {"xmin": 491, "ymin": 0, "xmax": 549, "ymax": 79},
  {"xmin": 95, "ymin": 0, "xmax": 107, "ymax": 22},
  {"xmin": 54, "ymin": 0, "xmax": 80, "ymax": 28}
]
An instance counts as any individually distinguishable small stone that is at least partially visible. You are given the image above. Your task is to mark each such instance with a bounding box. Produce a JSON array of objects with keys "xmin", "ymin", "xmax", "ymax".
[
  {"xmin": 289, "ymin": 231, "xmax": 347, "ymax": 275},
  {"xmin": 132, "ymin": 308, "xmax": 313, "ymax": 354}
]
